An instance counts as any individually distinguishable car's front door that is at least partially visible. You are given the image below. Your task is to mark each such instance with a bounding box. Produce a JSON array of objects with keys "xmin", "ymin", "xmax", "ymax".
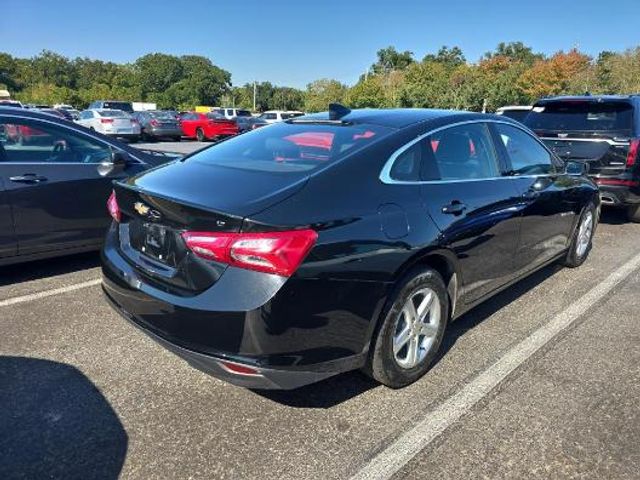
[
  {"xmin": 413, "ymin": 122, "xmax": 522, "ymax": 304},
  {"xmin": 491, "ymin": 122, "xmax": 578, "ymax": 275},
  {"xmin": 0, "ymin": 115, "xmax": 134, "ymax": 255}
]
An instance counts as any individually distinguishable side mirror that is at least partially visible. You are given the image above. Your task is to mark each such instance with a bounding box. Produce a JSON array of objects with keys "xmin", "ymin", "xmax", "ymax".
[
  {"xmin": 98, "ymin": 149, "xmax": 129, "ymax": 177},
  {"xmin": 565, "ymin": 161, "xmax": 587, "ymax": 176}
]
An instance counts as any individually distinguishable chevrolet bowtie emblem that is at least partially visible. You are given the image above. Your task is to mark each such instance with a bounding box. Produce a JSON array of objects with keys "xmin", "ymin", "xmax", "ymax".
[{"xmin": 134, "ymin": 202, "xmax": 150, "ymax": 216}]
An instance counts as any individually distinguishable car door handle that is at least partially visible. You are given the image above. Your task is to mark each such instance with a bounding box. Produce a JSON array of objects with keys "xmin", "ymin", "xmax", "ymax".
[
  {"xmin": 9, "ymin": 174, "xmax": 48, "ymax": 184},
  {"xmin": 522, "ymin": 189, "xmax": 540, "ymax": 200},
  {"xmin": 441, "ymin": 201, "xmax": 467, "ymax": 215}
]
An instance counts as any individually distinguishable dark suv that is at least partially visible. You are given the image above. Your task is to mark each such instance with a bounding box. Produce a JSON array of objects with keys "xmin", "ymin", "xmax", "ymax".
[{"xmin": 524, "ymin": 95, "xmax": 640, "ymax": 221}]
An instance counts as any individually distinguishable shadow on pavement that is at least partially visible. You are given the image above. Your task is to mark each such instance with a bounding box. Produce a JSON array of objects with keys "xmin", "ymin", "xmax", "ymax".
[
  {"xmin": 598, "ymin": 206, "xmax": 629, "ymax": 225},
  {"xmin": 0, "ymin": 356, "xmax": 127, "ymax": 480},
  {"xmin": 0, "ymin": 252, "xmax": 100, "ymax": 287},
  {"xmin": 258, "ymin": 262, "xmax": 560, "ymax": 409}
]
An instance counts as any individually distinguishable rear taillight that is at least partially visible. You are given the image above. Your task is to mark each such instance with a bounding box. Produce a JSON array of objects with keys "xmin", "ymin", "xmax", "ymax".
[
  {"xmin": 101, "ymin": 118, "xmax": 114, "ymax": 124},
  {"xmin": 626, "ymin": 139, "xmax": 639, "ymax": 167},
  {"xmin": 149, "ymin": 119, "xmax": 159, "ymax": 127},
  {"xmin": 181, "ymin": 229, "xmax": 318, "ymax": 277},
  {"xmin": 107, "ymin": 190, "xmax": 121, "ymax": 222}
]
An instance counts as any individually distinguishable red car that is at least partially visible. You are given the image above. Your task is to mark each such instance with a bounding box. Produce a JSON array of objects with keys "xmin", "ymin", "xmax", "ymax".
[{"xmin": 179, "ymin": 112, "xmax": 239, "ymax": 141}]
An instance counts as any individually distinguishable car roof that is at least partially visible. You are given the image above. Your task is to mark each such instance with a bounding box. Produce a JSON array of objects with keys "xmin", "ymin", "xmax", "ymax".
[
  {"xmin": 301, "ymin": 108, "xmax": 490, "ymax": 129},
  {"xmin": 535, "ymin": 95, "xmax": 637, "ymax": 105}
]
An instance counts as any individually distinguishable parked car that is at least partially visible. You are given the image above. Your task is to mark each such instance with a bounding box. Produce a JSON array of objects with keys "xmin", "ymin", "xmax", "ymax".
[
  {"xmin": 132, "ymin": 110, "xmax": 182, "ymax": 141},
  {"xmin": 524, "ymin": 95, "xmax": 640, "ymax": 222},
  {"xmin": 76, "ymin": 109, "xmax": 141, "ymax": 142},
  {"xmin": 259, "ymin": 110, "xmax": 305, "ymax": 124},
  {"xmin": 235, "ymin": 115, "xmax": 269, "ymax": 133},
  {"xmin": 38, "ymin": 108, "xmax": 74, "ymax": 121},
  {"xmin": 102, "ymin": 106, "xmax": 599, "ymax": 390},
  {"xmin": 495, "ymin": 105, "xmax": 532, "ymax": 122},
  {"xmin": 54, "ymin": 104, "xmax": 81, "ymax": 120},
  {"xmin": 88, "ymin": 100, "xmax": 134, "ymax": 114},
  {"xmin": 0, "ymin": 100, "xmax": 24, "ymax": 108},
  {"xmin": 0, "ymin": 107, "xmax": 178, "ymax": 266},
  {"xmin": 178, "ymin": 112, "xmax": 239, "ymax": 141},
  {"xmin": 218, "ymin": 108, "xmax": 253, "ymax": 120}
]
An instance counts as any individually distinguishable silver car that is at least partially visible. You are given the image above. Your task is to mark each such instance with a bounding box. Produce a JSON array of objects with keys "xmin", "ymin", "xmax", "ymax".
[{"xmin": 76, "ymin": 109, "xmax": 141, "ymax": 142}]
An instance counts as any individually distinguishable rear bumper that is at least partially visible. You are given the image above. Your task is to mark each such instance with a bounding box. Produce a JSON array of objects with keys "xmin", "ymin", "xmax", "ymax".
[
  {"xmin": 593, "ymin": 177, "xmax": 640, "ymax": 206},
  {"xmin": 100, "ymin": 224, "xmax": 383, "ymax": 389},
  {"xmin": 103, "ymin": 289, "xmax": 335, "ymax": 389},
  {"xmin": 147, "ymin": 127, "xmax": 182, "ymax": 137}
]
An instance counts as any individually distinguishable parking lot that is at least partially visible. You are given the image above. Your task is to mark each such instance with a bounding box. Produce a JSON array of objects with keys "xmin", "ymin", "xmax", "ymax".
[
  {"xmin": 1, "ymin": 207, "xmax": 638, "ymax": 480},
  {"xmin": 134, "ymin": 140, "xmax": 210, "ymax": 157}
]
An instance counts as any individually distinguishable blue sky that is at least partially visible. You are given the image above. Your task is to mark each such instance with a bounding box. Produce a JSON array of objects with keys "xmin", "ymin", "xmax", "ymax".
[{"xmin": 1, "ymin": 0, "xmax": 639, "ymax": 88}]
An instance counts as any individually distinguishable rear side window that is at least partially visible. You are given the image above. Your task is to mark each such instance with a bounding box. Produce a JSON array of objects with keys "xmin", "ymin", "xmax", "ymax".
[
  {"xmin": 525, "ymin": 101, "xmax": 633, "ymax": 133},
  {"xmin": 190, "ymin": 122, "xmax": 392, "ymax": 173},
  {"xmin": 495, "ymin": 123, "xmax": 556, "ymax": 175},
  {"xmin": 427, "ymin": 123, "xmax": 500, "ymax": 180},
  {"xmin": 237, "ymin": 110, "xmax": 252, "ymax": 117}
]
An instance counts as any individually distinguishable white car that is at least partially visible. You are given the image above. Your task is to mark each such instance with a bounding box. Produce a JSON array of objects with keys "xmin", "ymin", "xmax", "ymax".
[
  {"xmin": 495, "ymin": 105, "xmax": 532, "ymax": 123},
  {"xmin": 76, "ymin": 109, "xmax": 141, "ymax": 141},
  {"xmin": 217, "ymin": 107, "xmax": 253, "ymax": 120},
  {"xmin": 258, "ymin": 110, "xmax": 305, "ymax": 124}
]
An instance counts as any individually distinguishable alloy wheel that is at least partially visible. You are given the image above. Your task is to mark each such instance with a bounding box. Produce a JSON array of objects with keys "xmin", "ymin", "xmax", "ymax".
[
  {"xmin": 393, "ymin": 287, "xmax": 441, "ymax": 369},
  {"xmin": 576, "ymin": 211, "xmax": 593, "ymax": 258}
]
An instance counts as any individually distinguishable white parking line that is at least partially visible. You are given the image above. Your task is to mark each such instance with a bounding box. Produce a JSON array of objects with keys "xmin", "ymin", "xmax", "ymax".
[
  {"xmin": 0, "ymin": 278, "xmax": 102, "ymax": 308},
  {"xmin": 351, "ymin": 251, "xmax": 640, "ymax": 480}
]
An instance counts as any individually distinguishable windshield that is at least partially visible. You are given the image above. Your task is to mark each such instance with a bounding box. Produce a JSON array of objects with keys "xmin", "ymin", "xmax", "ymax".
[
  {"xmin": 236, "ymin": 110, "xmax": 252, "ymax": 117},
  {"xmin": 98, "ymin": 109, "xmax": 128, "ymax": 117},
  {"xmin": 188, "ymin": 122, "xmax": 393, "ymax": 173},
  {"xmin": 525, "ymin": 101, "xmax": 633, "ymax": 133}
]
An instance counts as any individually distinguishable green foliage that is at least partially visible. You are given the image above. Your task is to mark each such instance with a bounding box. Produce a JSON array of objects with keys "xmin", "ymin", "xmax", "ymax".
[
  {"xmin": 371, "ymin": 46, "xmax": 415, "ymax": 74},
  {"xmin": 304, "ymin": 79, "xmax": 348, "ymax": 112}
]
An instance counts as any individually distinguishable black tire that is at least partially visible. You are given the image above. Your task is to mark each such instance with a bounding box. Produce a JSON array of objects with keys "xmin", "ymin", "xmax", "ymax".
[
  {"xmin": 626, "ymin": 204, "xmax": 640, "ymax": 223},
  {"xmin": 564, "ymin": 202, "xmax": 597, "ymax": 268},
  {"xmin": 365, "ymin": 267, "xmax": 449, "ymax": 388},
  {"xmin": 196, "ymin": 128, "xmax": 206, "ymax": 142}
]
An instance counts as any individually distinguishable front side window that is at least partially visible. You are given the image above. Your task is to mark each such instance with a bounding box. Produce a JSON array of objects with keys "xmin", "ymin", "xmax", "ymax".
[
  {"xmin": 0, "ymin": 118, "xmax": 112, "ymax": 163},
  {"xmin": 495, "ymin": 123, "xmax": 555, "ymax": 175}
]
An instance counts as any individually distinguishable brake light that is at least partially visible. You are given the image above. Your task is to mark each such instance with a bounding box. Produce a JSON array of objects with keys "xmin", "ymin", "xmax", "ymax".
[
  {"xmin": 107, "ymin": 190, "xmax": 121, "ymax": 222},
  {"xmin": 181, "ymin": 229, "xmax": 318, "ymax": 277},
  {"xmin": 219, "ymin": 361, "xmax": 260, "ymax": 376},
  {"xmin": 149, "ymin": 119, "xmax": 159, "ymax": 127},
  {"xmin": 626, "ymin": 139, "xmax": 639, "ymax": 167},
  {"xmin": 100, "ymin": 118, "xmax": 114, "ymax": 124}
]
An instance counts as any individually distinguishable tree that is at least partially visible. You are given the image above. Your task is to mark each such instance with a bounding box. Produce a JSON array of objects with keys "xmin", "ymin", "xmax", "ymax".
[
  {"xmin": 304, "ymin": 79, "xmax": 348, "ymax": 112},
  {"xmin": 423, "ymin": 46, "xmax": 466, "ymax": 68},
  {"xmin": 346, "ymin": 76, "xmax": 386, "ymax": 108},
  {"xmin": 484, "ymin": 41, "xmax": 543, "ymax": 66},
  {"xmin": 518, "ymin": 49, "xmax": 592, "ymax": 99},
  {"xmin": 371, "ymin": 46, "xmax": 415, "ymax": 74},
  {"xmin": 135, "ymin": 53, "xmax": 184, "ymax": 95}
]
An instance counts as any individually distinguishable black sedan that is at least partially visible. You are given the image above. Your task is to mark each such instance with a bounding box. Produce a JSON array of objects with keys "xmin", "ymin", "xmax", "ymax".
[
  {"xmin": 102, "ymin": 106, "xmax": 599, "ymax": 389},
  {"xmin": 0, "ymin": 107, "xmax": 179, "ymax": 266}
]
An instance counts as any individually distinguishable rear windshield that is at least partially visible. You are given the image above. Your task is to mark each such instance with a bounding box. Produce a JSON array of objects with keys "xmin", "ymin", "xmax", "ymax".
[
  {"xmin": 102, "ymin": 102, "xmax": 133, "ymax": 113},
  {"xmin": 188, "ymin": 122, "xmax": 393, "ymax": 173},
  {"xmin": 150, "ymin": 111, "xmax": 175, "ymax": 119},
  {"xmin": 281, "ymin": 112, "xmax": 304, "ymax": 120},
  {"xmin": 236, "ymin": 110, "xmax": 252, "ymax": 117},
  {"xmin": 525, "ymin": 101, "xmax": 633, "ymax": 133},
  {"xmin": 98, "ymin": 109, "xmax": 128, "ymax": 117},
  {"xmin": 206, "ymin": 113, "xmax": 227, "ymax": 120}
]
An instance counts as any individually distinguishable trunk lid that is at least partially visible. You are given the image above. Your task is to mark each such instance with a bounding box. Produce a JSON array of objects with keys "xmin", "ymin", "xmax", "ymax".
[{"xmin": 112, "ymin": 159, "xmax": 308, "ymax": 294}]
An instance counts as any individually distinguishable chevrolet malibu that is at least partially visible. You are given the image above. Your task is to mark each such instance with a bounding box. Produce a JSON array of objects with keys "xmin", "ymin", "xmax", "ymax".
[{"xmin": 102, "ymin": 106, "xmax": 599, "ymax": 389}]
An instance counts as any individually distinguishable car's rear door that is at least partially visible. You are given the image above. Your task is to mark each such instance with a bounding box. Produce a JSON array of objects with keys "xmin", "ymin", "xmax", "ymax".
[
  {"xmin": 0, "ymin": 169, "xmax": 17, "ymax": 259},
  {"xmin": 492, "ymin": 122, "xmax": 578, "ymax": 275},
  {"xmin": 0, "ymin": 114, "xmax": 137, "ymax": 255},
  {"xmin": 406, "ymin": 121, "xmax": 523, "ymax": 303}
]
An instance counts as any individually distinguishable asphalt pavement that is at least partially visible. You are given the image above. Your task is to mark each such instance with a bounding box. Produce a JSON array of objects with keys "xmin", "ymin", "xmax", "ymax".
[{"xmin": 1, "ymin": 209, "xmax": 639, "ymax": 480}]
